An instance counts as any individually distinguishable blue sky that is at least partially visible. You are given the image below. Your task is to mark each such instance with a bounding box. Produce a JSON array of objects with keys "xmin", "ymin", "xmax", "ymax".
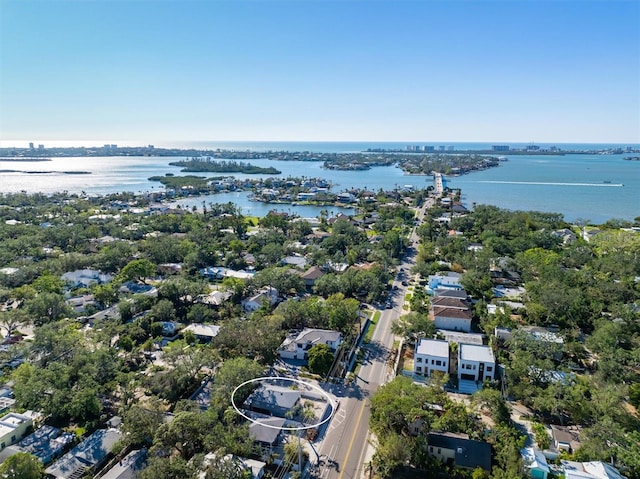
[{"xmin": 1, "ymin": 0, "xmax": 638, "ymax": 145}]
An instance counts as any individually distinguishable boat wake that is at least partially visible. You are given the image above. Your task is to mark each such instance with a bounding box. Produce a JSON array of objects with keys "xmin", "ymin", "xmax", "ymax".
[{"xmin": 478, "ymin": 180, "xmax": 623, "ymax": 187}]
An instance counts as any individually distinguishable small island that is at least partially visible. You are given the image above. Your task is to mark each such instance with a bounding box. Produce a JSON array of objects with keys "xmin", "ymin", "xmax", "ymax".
[{"xmin": 169, "ymin": 158, "xmax": 281, "ymax": 174}]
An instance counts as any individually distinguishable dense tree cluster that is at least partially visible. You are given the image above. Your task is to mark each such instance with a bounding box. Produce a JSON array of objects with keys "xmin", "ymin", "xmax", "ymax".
[
  {"xmin": 409, "ymin": 203, "xmax": 640, "ymax": 477},
  {"xmin": 0, "ymin": 188, "xmax": 419, "ymax": 478}
]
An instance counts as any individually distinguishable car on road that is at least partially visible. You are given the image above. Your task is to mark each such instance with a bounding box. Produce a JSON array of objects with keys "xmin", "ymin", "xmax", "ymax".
[{"xmin": 401, "ymin": 280, "xmax": 408, "ymax": 286}]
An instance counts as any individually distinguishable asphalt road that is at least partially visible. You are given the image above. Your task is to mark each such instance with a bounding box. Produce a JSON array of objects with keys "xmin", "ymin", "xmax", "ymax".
[{"xmin": 315, "ymin": 199, "xmax": 431, "ymax": 479}]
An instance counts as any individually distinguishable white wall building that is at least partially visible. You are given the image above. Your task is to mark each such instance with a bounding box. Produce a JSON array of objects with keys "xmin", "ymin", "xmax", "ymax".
[
  {"xmin": 458, "ymin": 343, "xmax": 496, "ymax": 382},
  {"xmin": 0, "ymin": 412, "xmax": 34, "ymax": 450},
  {"xmin": 414, "ymin": 339, "xmax": 449, "ymax": 377},
  {"xmin": 433, "ymin": 307, "xmax": 472, "ymax": 332}
]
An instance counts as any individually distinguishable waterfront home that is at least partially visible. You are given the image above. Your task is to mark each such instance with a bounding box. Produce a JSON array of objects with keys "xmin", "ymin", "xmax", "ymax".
[
  {"xmin": 278, "ymin": 328, "xmax": 342, "ymax": 361},
  {"xmin": 336, "ymin": 192, "xmax": 356, "ymax": 203},
  {"xmin": 458, "ymin": 343, "xmax": 495, "ymax": 382},
  {"xmin": 427, "ymin": 432, "xmax": 491, "ymax": 471},
  {"xmin": 414, "ymin": 338, "xmax": 449, "ymax": 377},
  {"xmin": 553, "ymin": 228, "xmax": 577, "ymax": 244}
]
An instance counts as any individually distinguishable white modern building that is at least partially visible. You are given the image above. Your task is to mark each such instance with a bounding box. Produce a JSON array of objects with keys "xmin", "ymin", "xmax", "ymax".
[
  {"xmin": 414, "ymin": 339, "xmax": 449, "ymax": 377},
  {"xmin": 0, "ymin": 412, "xmax": 34, "ymax": 450},
  {"xmin": 458, "ymin": 343, "xmax": 496, "ymax": 382}
]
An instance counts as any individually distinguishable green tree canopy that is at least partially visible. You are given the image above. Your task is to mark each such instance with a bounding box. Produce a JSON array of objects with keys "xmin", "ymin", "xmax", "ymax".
[{"xmin": 0, "ymin": 452, "xmax": 44, "ymax": 479}]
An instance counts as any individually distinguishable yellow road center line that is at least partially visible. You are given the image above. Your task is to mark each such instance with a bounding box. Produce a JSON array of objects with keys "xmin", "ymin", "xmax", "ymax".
[{"xmin": 338, "ymin": 400, "xmax": 367, "ymax": 479}]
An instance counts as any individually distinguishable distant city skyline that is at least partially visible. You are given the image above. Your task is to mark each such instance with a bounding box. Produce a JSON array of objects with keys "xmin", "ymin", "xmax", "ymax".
[{"xmin": 1, "ymin": 0, "xmax": 638, "ymax": 144}]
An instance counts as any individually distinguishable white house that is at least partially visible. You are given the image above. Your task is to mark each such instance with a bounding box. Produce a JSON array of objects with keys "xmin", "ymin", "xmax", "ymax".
[
  {"xmin": 278, "ymin": 328, "xmax": 342, "ymax": 360},
  {"xmin": 414, "ymin": 339, "xmax": 449, "ymax": 377},
  {"xmin": 61, "ymin": 269, "xmax": 113, "ymax": 288},
  {"xmin": 0, "ymin": 412, "xmax": 34, "ymax": 450},
  {"xmin": 242, "ymin": 287, "xmax": 279, "ymax": 312},
  {"xmin": 433, "ymin": 307, "xmax": 472, "ymax": 332},
  {"xmin": 458, "ymin": 343, "xmax": 495, "ymax": 382},
  {"xmin": 561, "ymin": 460, "xmax": 627, "ymax": 479},
  {"xmin": 182, "ymin": 323, "xmax": 221, "ymax": 342},
  {"xmin": 427, "ymin": 272, "xmax": 462, "ymax": 291}
]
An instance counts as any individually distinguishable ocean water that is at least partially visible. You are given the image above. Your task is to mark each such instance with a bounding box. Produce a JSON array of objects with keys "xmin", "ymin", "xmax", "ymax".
[{"xmin": 0, "ymin": 145, "xmax": 638, "ymax": 223}]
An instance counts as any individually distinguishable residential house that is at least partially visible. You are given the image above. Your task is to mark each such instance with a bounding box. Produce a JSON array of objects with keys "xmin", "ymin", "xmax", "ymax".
[
  {"xmin": 16, "ymin": 425, "xmax": 74, "ymax": 465},
  {"xmin": 100, "ymin": 449, "xmax": 147, "ymax": 479},
  {"xmin": 458, "ymin": 343, "xmax": 496, "ymax": 382},
  {"xmin": 278, "ymin": 328, "xmax": 342, "ymax": 361},
  {"xmin": 336, "ymin": 192, "xmax": 356, "ymax": 203},
  {"xmin": 433, "ymin": 307, "xmax": 473, "ymax": 332},
  {"xmin": 427, "ymin": 272, "xmax": 462, "ymax": 292},
  {"xmin": 281, "ymin": 256, "xmax": 308, "ymax": 269},
  {"xmin": 0, "ymin": 412, "xmax": 34, "ymax": 450},
  {"xmin": 244, "ymin": 384, "xmax": 301, "ymax": 418},
  {"xmin": 436, "ymin": 330, "xmax": 484, "ymax": 346},
  {"xmin": 434, "ymin": 288, "xmax": 468, "ymax": 300},
  {"xmin": 427, "ymin": 432, "xmax": 492, "ymax": 471},
  {"xmin": 414, "ymin": 339, "xmax": 449, "ymax": 377},
  {"xmin": 61, "ymin": 269, "xmax": 113, "ymax": 288},
  {"xmin": 521, "ymin": 446, "xmax": 550, "ymax": 479},
  {"xmin": 582, "ymin": 229, "xmax": 602, "ymax": 242},
  {"xmin": 0, "ymin": 397, "xmax": 15, "ymax": 415},
  {"xmin": 430, "ymin": 296, "xmax": 470, "ymax": 311},
  {"xmin": 200, "ymin": 267, "xmax": 254, "ymax": 281},
  {"xmin": 66, "ymin": 294, "xmax": 97, "ymax": 314},
  {"xmin": 199, "ymin": 453, "xmax": 266, "ymax": 479},
  {"xmin": 561, "ymin": 460, "xmax": 627, "ymax": 479},
  {"xmin": 552, "ymin": 426, "xmax": 580, "ymax": 454},
  {"xmin": 553, "ymin": 228, "xmax": 577, "ymax": 245},
  {"xmin": 300, "ymin": 266, "xmax": 325, "ymax": 289},
  {"xmin": 45, "ymin": 428, "xmax": 122, "ymax": 479},
  {"xmin": 242, "ymin": 287, "xmax": 279, "ymax": 312},
  {"xmin": 182, "ymin": 323, "xmax": 220, "ymax": 342},
  {"xmin": 249, "ymin": 416, "xmax": 286, "ymax": 460},
  {"xmin": 196, "ymin": 290, "xmax": 232, "ymax": 307}
]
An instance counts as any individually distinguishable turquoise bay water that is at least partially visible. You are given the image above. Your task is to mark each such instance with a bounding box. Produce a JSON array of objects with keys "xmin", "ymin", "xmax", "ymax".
[{"xmin": 0, "ymin": 147, "xmax": 638, "ymax": 223}]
